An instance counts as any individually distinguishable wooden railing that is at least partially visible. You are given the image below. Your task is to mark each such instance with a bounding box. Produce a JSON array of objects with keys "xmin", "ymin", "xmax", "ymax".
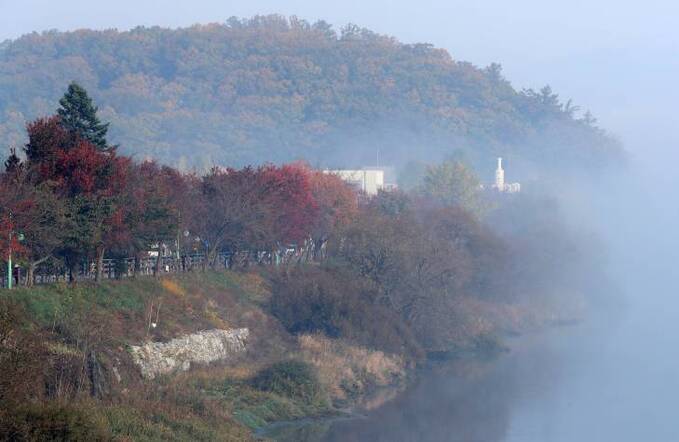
[{"xmin": 1, "ymin": 240, "xmax": 323, "ymax": 288}]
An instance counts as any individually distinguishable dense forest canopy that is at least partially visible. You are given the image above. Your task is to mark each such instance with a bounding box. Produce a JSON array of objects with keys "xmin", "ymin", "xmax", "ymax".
[{"xmin": 0, "ymin": 15, "xmax": 623, "ymax": 172}]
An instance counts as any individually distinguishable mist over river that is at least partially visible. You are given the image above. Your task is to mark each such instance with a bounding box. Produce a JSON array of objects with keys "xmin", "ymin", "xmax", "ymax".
[
  {"xmin": 267, "ymin": 310, "xmax": 679, "ymax": 441},
  {"xmin": 264, "ymin": 156, "xmax": 679, "ymax": 442}
]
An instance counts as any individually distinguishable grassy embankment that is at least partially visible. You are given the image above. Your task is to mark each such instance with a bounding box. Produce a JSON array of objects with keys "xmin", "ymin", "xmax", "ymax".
[
  {"xmin": 0, "ymin": 269, "xmax": 410, "ymax": 441},
  {"xmin": 0, "ymin": 264, "xmax": 583, "ymax": 440}
]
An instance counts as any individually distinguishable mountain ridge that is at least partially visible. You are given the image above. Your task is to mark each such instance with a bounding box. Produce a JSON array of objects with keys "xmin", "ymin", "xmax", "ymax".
[{"xmin": 0, "ymin": 15, "xmax": 623, "ymax": 172}]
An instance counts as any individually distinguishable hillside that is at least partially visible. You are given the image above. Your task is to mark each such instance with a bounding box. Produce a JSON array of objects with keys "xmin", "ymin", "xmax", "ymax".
[
  {"xmin": 0, "ymin": 270, "xmax": 397, "ymax": 440},
  {"xmin": 0, "ymin": 266, "xmax": 571, "ymax": 440},
  {"xmin": 0, "ymin": 15, "xmax": 622, "ymax": 171},
  {"xmin": 0, "ymin": 66, "xmax": 598, "ymax": 439}
]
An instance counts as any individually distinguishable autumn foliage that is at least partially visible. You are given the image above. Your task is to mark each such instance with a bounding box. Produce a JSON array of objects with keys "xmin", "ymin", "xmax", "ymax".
[
  {"xmin": 0, "ymin": 17, "xmax": 624, "ymax": 170},
  {"xmin": 261, "ymin": 163, "xmax": 319, "ymax": 244},
  {"xmin": 0, "ymin": 85, "xmax": 360, "ymax": 283},
  {"xmin": 1, "ymin": 85, "xmax": 589, "ymax": 346}
]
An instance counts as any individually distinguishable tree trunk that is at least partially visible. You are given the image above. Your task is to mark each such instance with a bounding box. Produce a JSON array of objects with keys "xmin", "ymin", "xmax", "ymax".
[
  {"xmin": 202, "ymin": 246, "xmax": 209, "ymax": 271},
  {"xmin": 208, "ymin": 247, "xmax": 217, "ymax": 269},
  {"xmin": 154, "ymin": 250, "xmax": 162, "ymax": 278},
  {"xmin": 315, "ymin": 237, "xmax": 328, "ymax": 261},
  {"xmin": 26, "ymin": 257, "xmax": 51, "ymax": 287},
  {"xmin": 95, "ymin": 246, "xmax": 105, "ymax": 283},
  {"xmin": 133, "ymin": 254, "xmax": 141, "ymax": 278},
  {"xmin": 69, "ymin": 263, "xmax": 77, "ymax": 283},
  {"xmin": 27, "ymin": 264, "xmax": 35, "ymax": 287}
]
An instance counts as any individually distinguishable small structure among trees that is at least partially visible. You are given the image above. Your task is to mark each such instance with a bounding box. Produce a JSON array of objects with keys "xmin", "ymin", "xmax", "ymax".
[
  {"xmin": 490, "ymin": 157, "xmax": 521, "ymax": 193},
  {"xmin": 322, "ymin": 168, "xmax": 388, "ymax": 196}
]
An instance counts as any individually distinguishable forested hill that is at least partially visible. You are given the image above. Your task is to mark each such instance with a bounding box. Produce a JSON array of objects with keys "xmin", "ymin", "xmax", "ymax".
[{"xmin": 0, "ymin": 15, "xmax": 622, "ymax": 171}]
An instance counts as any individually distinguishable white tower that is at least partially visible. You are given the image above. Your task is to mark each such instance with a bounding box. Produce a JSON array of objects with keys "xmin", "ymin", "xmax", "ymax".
[{"xmin": 495, "ymin": 157, "xmax": 505, "ymax": 191}]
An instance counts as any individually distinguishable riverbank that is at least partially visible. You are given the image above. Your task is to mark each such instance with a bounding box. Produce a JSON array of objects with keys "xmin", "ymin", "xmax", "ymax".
[
  {"xmin": 259, "ymin": 318, "xmax": 590, "ymax": 442},
  {"xmin": 0, "ymin": 268, "xmax": 583, "ymax": 440},
  {"xmin": 0, "ymin": 269, "xmax": 411, "ymax": 440},
  {"xmin": 256, "ymin": 347, "xmax": 503, "ymax": 441}
]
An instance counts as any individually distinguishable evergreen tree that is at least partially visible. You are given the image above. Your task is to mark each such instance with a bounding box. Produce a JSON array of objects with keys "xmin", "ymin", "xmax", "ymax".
[
  {"xmin": 4, "ymin": 147, "xmax": 22, "ymax": 175},
  {"xmin": 57, "ymin": 82, "xmax": 110, "ymax": 150}
]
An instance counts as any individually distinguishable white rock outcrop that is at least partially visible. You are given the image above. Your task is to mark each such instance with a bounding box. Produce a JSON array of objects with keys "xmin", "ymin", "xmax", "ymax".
[{"xmin": 129, "ymin": 328, "xmax": 249, "ymax": 379}]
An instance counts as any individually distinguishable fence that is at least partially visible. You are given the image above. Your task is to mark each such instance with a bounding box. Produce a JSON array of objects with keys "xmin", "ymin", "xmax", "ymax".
[{"xmin": 0, "ymin": 240, "xmax": 322, "ymax": 288}]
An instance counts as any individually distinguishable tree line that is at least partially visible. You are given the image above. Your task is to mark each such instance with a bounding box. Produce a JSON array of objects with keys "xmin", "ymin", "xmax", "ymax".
[
  {"xmin": 0, "ymin": 83, "xmax": 601, "ymax": 356},
  {"xmin": 0, "ymin": 83, "xmax": 358, "ymax": 286}
]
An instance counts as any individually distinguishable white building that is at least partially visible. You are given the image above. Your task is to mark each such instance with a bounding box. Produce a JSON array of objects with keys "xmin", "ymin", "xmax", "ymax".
[
  {"xmin": 491, "ymin": 157, "xmax": 521, "ymax": 193},
  {"xmin": 323, "ymin": 168, "xmax": 386, "ymax": 196}
]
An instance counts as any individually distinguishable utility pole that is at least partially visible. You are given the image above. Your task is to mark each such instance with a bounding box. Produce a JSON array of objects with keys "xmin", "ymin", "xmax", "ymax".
[
  {"xmin": 7, "ymin": 212, "xmax": 12, "ymax": 289},
  {"xmin": 5, "ymin": 212, "xmax": 24, "ymax": 289}
]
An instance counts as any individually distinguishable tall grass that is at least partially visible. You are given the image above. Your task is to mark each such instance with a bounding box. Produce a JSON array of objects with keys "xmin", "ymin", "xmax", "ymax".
[{"xmin": 298, "ymin": 334, "xmax": 406, "ymax": 403}]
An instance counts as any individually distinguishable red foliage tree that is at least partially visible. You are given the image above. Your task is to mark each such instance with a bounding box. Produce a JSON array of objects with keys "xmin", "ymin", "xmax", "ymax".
[
  {"xmin": 158, "ymin": 166, "xmax": 199, "ymax": 250},
  {"xmin": 196, "ymin": 166, "xmax": 276, "ymax": 266},
  {"xmin": 309, "ymin": 170, "xmax": 358, "ymax": 256},
  {"xmin": 0, "ymin": 165, "xmax": 68, "ymax": 286},
  {"xmin": 24, "ymin": 116, "xmax": 73, "ymax": 182},
  {"xmin": 260, "ymin": 162, "xmax": 319, "ymax": 245},
  {"xmin": 111, "ymin": 161, "xmax": 178, "ymax": 276},
  {"xmin": 23, "ymin": 114, "xmax": 131, "ymax": 281},
  {"xmin": 52, "ymin": 140, "xmax": 128, "ymax": 197}
]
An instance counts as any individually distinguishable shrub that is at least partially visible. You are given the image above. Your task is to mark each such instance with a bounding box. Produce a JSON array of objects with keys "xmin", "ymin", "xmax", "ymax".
[
  {"xmin": 270, "ymin": 267, "xmax": 421, "ymax": 356},
  {"xmin": 0, "ymin": 403, "xmax": 110, "ymax": 441},
  {"xmin": 251, "ymin": 361, "xmax": 324, "ymax": 405},
  {"xmin": 0, "ymin": 300, "xmax": 47, "ymax": 403}
]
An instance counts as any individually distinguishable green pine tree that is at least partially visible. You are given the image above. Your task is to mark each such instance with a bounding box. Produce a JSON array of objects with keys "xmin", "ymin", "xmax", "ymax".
[{"xmin": 57, "ymin": 82, "xmax": 110, "ymax": 150}]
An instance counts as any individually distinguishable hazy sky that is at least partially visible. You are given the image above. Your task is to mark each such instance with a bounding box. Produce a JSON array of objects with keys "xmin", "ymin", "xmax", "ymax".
[{"xmin": 1, "ymin": 0, "xmax": 678, "ymax": 155}]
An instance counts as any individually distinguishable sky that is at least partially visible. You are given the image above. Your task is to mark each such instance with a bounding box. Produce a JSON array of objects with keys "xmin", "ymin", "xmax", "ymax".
[{"xmin": 1, "ymin": 0, "xmax": 678, "ymax": 157}]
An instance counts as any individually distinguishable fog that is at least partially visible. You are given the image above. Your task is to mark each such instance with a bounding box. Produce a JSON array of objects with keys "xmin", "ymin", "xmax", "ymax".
[
  {"xmin": 4, "ymin": 1, "xmax": 679, "ymax": 440},
  {"xmin": 265, "ymin": 158, "xmax": 679, "ymax": 442}
]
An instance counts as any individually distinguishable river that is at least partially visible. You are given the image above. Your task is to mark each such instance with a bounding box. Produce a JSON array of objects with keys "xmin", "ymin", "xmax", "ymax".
[{"xmin": 265, "ymin": 296, "xmax": 679, "ymax": 441}]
